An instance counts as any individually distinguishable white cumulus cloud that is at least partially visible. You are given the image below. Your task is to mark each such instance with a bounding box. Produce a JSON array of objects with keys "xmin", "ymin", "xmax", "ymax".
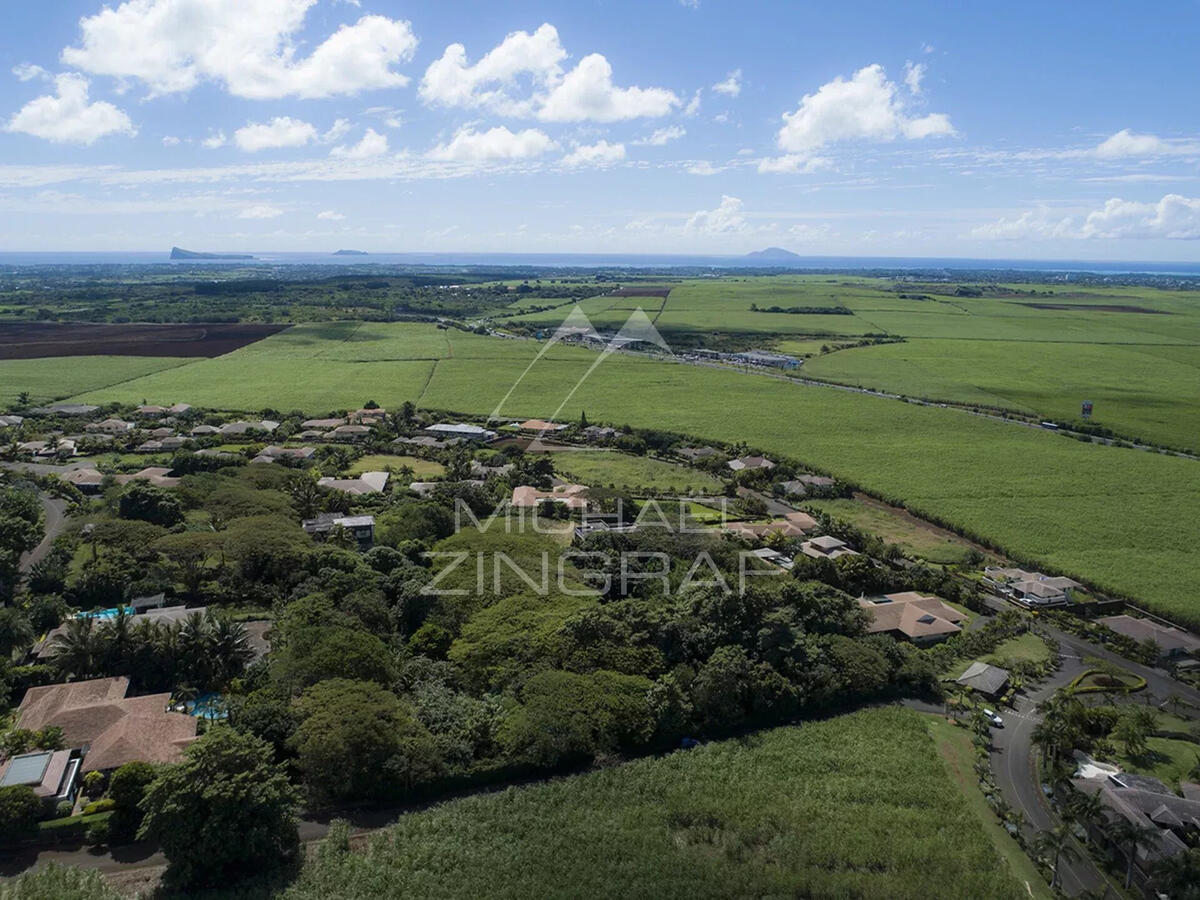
[
  {"xmin": 6, "ymin": 73, "xmax": 135, "ymax": 144},
  {"xmin": 13, "ymin": 63, "xmax": 49, "ymax": 82},
  {"xmin": 420, "ymin": 24, "xmax": 677, "ymax": 122},
  {"xmin": 233, "ymin": 117, "xmax": 318, "ymax": 152},
  {"xmin": 712, "ymin": 69, "xmax": 742, "ymax": 97},
  {"xmin": 1092, "ymin": 129, "xmax": 1200, "ymax": 159},
  {"xmin": 317, "ymin": 209, "xmax": 345, "ymax": 220},
  {"xmin": 971, "ymin": 194, "xmax": 1200, "ymax": 240},
  {"xmin": 764, "ymin": 64, "xmax": 954, "ymax": 170},
  {"xmin": 562, "ymin": 140, "xmax": 625, "ymax": 167},
  {"xmin": 420, "ymin": 23, "xmax": 565, "ymax": 116},
  {"xmin": 427, "ymin": 125, "xmax": 558, "ymax": 161},
  {"xmin": 330, "ymin": 128, "xmax": 389, "ymax": 159},
  {"xmin": 61, "ymin": 0, "xmax": 418, "ymax": 99},
  {"xmin": 539, "ymin": 54, "xmax": 678, "ymax": 122},
  {"xmin": 685, "ymin": 195, "xmax": 747, "ymax": 234}
]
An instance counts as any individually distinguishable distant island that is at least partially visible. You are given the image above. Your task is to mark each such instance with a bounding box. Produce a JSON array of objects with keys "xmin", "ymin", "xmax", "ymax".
[
  {"xmin": 333, "ymin": 249, "xmax": 369, "ymax": 256},
  {"xmin": 170, "ymin": 247, "xmax": 255, "ymax": 260},
  {"xmin": 745, "ymin": 247, "xmax": 802, "ymax": 262}
]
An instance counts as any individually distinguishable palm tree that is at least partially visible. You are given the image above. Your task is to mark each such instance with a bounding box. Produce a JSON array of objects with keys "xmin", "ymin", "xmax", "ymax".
[
  {"xmin": 1033, "ymin": 825, "xmax": 1081, "ymax": 889},
  {"xmin": 206, "ymin": 617, "xmax": 252, "ymax": 688},
  {"xmin": 1065, "ymin": 789, "xmax": 1105, "ymax": 828},
  {"xmin": 176, "ymin": 611, "xmax": 211, "ymax": 687},
  {"xmin": 288, "ymin": 474, "xmax": 324, "ymax": 520},
  {"xmin": 98, "ymin": 606, "xmax": 134, "ymax": 673},
  {"xmin": 1106, "ymin": 817, "xmax": 1160, "ymax": 889},
  {"xmin": 50, "ymin": 616, "xmax": 98, "ymax": 679}
]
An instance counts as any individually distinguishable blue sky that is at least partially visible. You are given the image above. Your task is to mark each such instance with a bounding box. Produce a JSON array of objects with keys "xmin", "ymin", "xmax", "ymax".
[{"xmin": 1, "ymin": 0, "xmax": 1199, "ymax": 258}]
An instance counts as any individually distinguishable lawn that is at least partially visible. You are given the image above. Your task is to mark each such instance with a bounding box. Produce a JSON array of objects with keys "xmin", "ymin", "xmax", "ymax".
[
  {"xmin": 553, "ymin": 450, "xmax": 723, "ymax": 493},
  {"xmin": 282, "ymin": 708, "xmax": 1028, "ymax": 900},
  {"xmin": 347, "ymin": 454, "xmax": 444, "ymax": 477},
  {"xmin": 982, "ymin": 633, "xmax": 1052, "ymax": 667},
  {"xmin": 1115, "ymin": 735, "xmax": 1200, "ymax": 790}
]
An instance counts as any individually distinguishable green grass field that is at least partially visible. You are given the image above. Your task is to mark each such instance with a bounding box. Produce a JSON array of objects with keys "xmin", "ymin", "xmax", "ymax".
[
  {"xmin": 802, "ymin": 497, "xmax": 978, "ymax": 565},
  {"xmin": 805, "ymin": 339, "xmax": 1200, "ymax": 450},
  {"xmin": 0, "ymin": 355, "xmax": 197, "ymax": 406},
  {"xmin": 62, "ymin": 320, "xmax": 1200, "ymax": 623},
  {"xmin": 501, "ymin": 276, "xmax": 1200, "ymax": 451},
  {"xmin": 554, "ymin": 450, "xmax": 723, "ymax": 493},
  {"xmin": 282, "ymin": 708, "xmax": 1027, "ymax": 900}
]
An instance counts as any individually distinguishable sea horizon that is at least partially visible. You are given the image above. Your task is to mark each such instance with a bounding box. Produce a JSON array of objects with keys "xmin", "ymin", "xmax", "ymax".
[{"xmin": 2, "ymin": 250, "xmax": 1200, "ymax": 276}]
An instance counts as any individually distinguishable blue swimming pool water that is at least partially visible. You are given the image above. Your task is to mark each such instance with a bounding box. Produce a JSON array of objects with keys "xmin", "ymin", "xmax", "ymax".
[
  {"xmin": 186, "ymin": 693, "xmax": 227, "ymax": 720},
  {"xmin": 75, "ymin": 606, "xmax": 132, "ymax": 620}
]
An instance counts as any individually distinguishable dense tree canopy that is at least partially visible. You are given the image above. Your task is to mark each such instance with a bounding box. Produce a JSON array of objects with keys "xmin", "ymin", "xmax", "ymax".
[{"xmin": 139, "ymin": 728, "xmax": 301, "ymax": 889}]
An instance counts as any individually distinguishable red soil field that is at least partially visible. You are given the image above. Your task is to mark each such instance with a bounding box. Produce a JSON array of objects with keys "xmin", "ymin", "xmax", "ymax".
[{"xmin": 0, "ymin": 322, "xmax": 288, "ymax": 360}]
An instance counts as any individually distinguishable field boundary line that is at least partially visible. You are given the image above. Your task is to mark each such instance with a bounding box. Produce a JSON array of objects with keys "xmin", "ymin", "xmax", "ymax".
[{"xmin": 415, "ymin": 359, "xmax": 438, "ymax": 405}]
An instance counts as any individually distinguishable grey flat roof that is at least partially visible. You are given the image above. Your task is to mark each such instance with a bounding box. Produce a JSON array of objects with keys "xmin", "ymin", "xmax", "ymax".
[{"xmin": 1, "ymin": 751, "xmax": 51, "ymax": 786}]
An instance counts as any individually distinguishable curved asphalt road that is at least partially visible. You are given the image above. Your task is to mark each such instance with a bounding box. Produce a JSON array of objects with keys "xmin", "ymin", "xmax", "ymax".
[
  {"xmin": 19, "ymin": 494, "xmax": 69, "ymax": 574},
  {"xmin": 981, "ymin": 596, "xmax": 1200, "ymax": 897}
]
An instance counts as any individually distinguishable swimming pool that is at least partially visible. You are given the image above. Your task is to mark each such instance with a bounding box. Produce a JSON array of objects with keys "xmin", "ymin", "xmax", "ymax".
[
  {"xmin": 185, "ymin": 693, "xmax": 227, "ymax": 721},
  {"xmin": 75, "ymin": 606, "xmax": 133, "ymax": 620}
]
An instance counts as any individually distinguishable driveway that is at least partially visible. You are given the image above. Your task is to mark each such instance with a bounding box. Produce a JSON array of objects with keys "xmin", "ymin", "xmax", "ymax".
[{"xmin": 19, "ymin": 494, "xmax": 69, "ymax": 573}]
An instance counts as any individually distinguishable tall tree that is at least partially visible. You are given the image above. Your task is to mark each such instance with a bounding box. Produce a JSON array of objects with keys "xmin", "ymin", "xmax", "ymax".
[
  {"xmin": 1032, "ymin": 825, "xmax": 1080, "ymax": 889},
  {"xmin": 139, "ymin": 728, "xmax": 300, "ymax": 890},
  {"xmin": 1107, "ymin": 816, "xmax": 1160, "ymax": 889}
]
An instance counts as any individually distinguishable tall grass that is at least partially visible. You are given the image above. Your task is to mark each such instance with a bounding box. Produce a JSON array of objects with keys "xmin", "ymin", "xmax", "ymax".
[{"xmin": 283, "ymin": 708, "xmax": 1026, "ymax": 900}]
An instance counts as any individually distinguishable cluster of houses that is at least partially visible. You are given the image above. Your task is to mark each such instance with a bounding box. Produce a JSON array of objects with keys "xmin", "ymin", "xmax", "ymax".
[
  {"xmin": 983, "ymin": 566, "xmax": 1083, "ymax": 608},
  {"xmin": 0, "ymin": 595, "xmax": 273, "ymax": 819},
  {"xmin": 293, "ymin": 409, "xmax": 385, "ymax": 442}
]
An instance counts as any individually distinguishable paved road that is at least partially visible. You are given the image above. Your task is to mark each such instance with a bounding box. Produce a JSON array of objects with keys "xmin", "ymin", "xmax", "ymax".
[
  {"xmin": 2, "ymin": 461, "xmax": 77, "ymax": 574},
  {"xmin": 986, "ymin": 654, "xmax": 1113, "ymax": 897},
  {"xmin": 979, "ymin": 596, "xmax": 1200, "ymax": 897},
  {"xmin": 19, "ymin": 494, "xmax": 69, "ymax": 574},
  {"xmin": 981, "ymin": 595, "xmax": 1200, "ymax": 708}
]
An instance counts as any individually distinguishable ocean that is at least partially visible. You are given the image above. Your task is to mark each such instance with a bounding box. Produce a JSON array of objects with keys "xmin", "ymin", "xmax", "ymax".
[{"xmin": 1, "ymin": 251, "xmax": 1199, "ymax": 275}]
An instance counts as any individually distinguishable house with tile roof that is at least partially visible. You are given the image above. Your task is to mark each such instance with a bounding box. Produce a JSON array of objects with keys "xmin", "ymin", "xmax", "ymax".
[
  {"xmin": 861, "ymin": 592, "xmax": 967, "ymax": 645},
  {"xmin": 15, "ymin": 676, "xmax": 196, "ymax": 773}
]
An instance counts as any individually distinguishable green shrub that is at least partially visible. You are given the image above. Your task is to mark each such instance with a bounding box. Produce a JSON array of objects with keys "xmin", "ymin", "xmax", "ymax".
[
  {"xmin": 0, "ymin": 785, "xmax": 41, "ymax": 841},
  {"xmin": 81, "ymin": 797, "xmax": 115, "ymax": 816},
  {"xmin": 85, "ymin": 819, "xmax": 109, "ymax": 848}
]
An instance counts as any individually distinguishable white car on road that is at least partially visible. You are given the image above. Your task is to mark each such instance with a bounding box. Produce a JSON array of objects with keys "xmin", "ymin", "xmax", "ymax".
[{"xmin": 982, "ymin": 708, "xmax": 1004, "ymax": 728}]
